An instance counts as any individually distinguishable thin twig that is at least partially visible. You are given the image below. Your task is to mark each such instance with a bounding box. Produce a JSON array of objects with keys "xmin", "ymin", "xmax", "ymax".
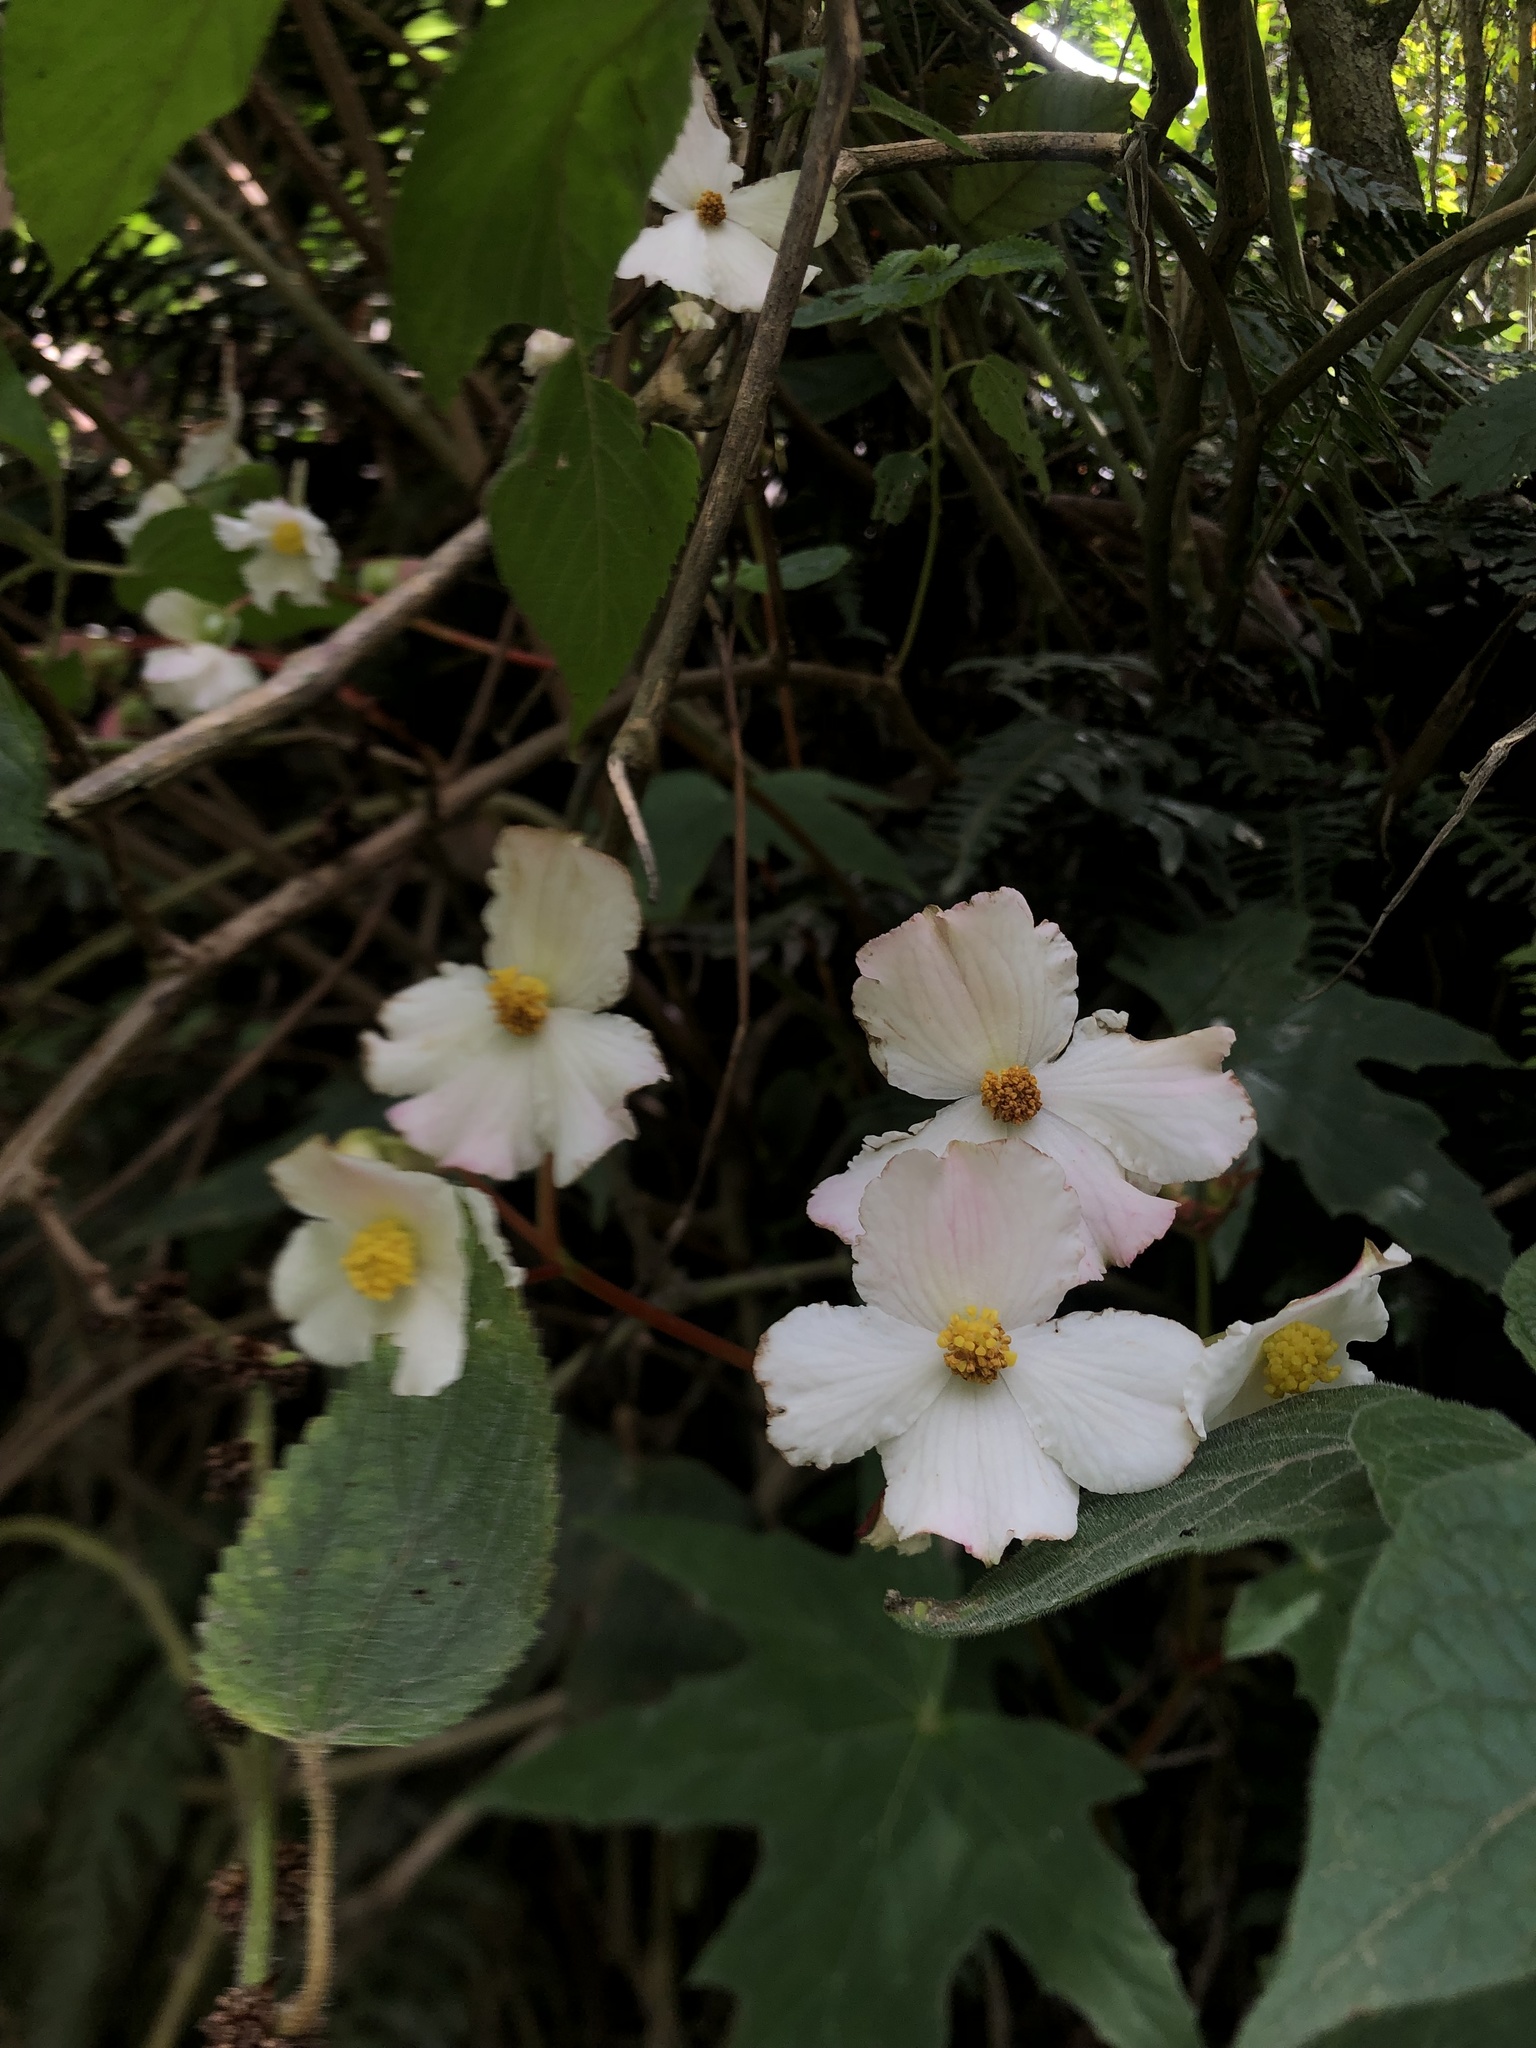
[
  {"xmin": 30, "ymin": 1194, "xmax": 133, "ymax": 1316},
  {"xmin": 280, "ymin": 1742, "xmax": 336, "ymax": 2036}
]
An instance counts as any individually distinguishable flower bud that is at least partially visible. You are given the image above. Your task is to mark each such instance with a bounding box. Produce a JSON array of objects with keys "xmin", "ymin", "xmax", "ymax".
[{"xmin": 521, "ymin": 328, "xmax": 574, "ymax": 376}]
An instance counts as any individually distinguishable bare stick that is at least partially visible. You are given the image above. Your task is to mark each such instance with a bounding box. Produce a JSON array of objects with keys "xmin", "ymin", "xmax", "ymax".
[
  {"xmin": 49, "ymin": 517, "xmax": 490, "ymax": 819},
  {"xmin": 833, "ymin": 130, "xmax": 1128, "ymax": 187},
  {"xmin": 30, "ymin": 1194, "xmax": 133, "ymax": 1317}
]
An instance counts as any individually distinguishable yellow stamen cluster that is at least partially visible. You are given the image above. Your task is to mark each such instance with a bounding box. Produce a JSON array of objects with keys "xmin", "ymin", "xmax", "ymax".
[
  {"xmin": 341, "ymin": 1216, "xmax": 417, "ymax": 1301},
  {"xmin": 1260, "ymin": 1320, "xmax": 1341, "ymax": 1400},
  {"xmin": 938, "ymin": 1305, "xmax": 1016, "ymax": 1383},
  {"xmin": 695, "ymin": 188, "xmax": 728, "ymax": 227},
  {"xmin": 488, "ymin": 966, "xmax": 550, "ymax": 1036},
  {"xmin": 268, "ymin": 517, "xmax": 309, "ymax": 557},
  {"xmin": 980, "ymin": 1064, "xmax": 1043, "ymax": 1124}
]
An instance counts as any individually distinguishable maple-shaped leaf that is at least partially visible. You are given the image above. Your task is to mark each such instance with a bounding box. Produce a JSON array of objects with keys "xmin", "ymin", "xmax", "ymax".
[{"xmin": 477, "ymin": 1518, "xmax": 1198, "ymax": 2048}]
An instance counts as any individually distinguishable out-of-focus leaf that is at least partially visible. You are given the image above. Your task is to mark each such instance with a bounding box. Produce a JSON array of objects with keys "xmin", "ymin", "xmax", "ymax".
[
  {"xmin": 951, "ymin": 73, "xmax": 1135, "ymax": 237},
  {"xmin": 1348, "ymin": 1395, "xmax": 1532, "ymax": 1527},
  {"xmin": 481, "ymin": 1520, "xmax": 1200, "ymax": 2048},
  {"xmin": 236, "ymin": 595, "xmax": 358, "ymax": 645},
  {"xmin": 734, "ymin": 544, "xmax": 851, "ymax": 592},
  {"xmin": 393, "ymin": 0, "xmax": 707, "ymax": 392},
  {"xmin": 633, "ymin": 769, "xmax": 732, "ymax": 920},
  {"xmin": 0, "ymin": 346, "xmax": 61, "ymax": 478},
  {"xmin": 970, "ymin": 354, "xmax": 1050, "ymax": 491},
  {"xmin": 753, "ymin": 768, "xmax": 916, "ymax": 893},
  {"xmin": 5, "ymin": 0, "xmax": 283, "ymax": 277},
  {"xmin": 0, "ymin": 676, "xmax": 52, "ymax": 856},
  {"xmin": 861, "ymin": 82, "xmax": 980, "ymax": 158},
  {"xmin": 1426, "ymin": 373, "xmax": 1536, "ymax": 498},
  {"xmin": 872, "ymin": 450, "xmax": 929, "ymax": 523},
  {"xmin": 1504, "ymin": 1245, "xmax": 1536, "ymax": 1368},
  {"xmin": 1224, "ymin": 1516, "xmax": 1387, "ymax": 1715},
  {"xmin": 1115, "ymin": 907, "xmax": 1513, "ymax": 1288},
  {"xmin": 487, "ymin": 352, "xmax": 698, "ymax": 735},
  {"xmin": 114, "ymin": 504, "xmax": 246, "ymax": 613},
  {"xmin": 778, "ymin": 352, "xmax": 893, "ymax": 422},
  {"xmin": 1237, "ymin": 1455, "xmax": 1536, "ymax": 2048},
  {"xmin": 197, "ymin": 1234, "xmax": 556, "ymax": 1745}
]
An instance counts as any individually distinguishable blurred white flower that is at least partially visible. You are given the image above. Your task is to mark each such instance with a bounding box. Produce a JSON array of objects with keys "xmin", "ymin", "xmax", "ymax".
[
  {"xmin": 1186, "ymin": 1241, "xmax": 1410, "ymax": 1435},
  {"xmin": 172, "ymin": 389, "xmax": 251, "ymax": 490},
  {"xmin": 757, "ymin": 1142, "xmax": 1204, "ymax": 1563},
  {"xmin": 616, "ymin": 77, "xmax": 838, "ymax": 314},
  {"xmin": 669, "ymin": 297, "xmax": 716, "ymax": 333},
  {"xmin": 363, "ymin": 827, "xmax": 669, "ymax": 1186},
  {"xmin": 807, "ymin": 889, "xmax": 1256, "ymax": 1281},
  {"xmin": 269, "ymin": 1135, "xmax": 520, "ymax": 1397},
  {"xmin": 213, "ymin": 497, "xmax": 340, "ymax": 611},
  {"xmin": 108, "ymin": 478, "xmax": 186, "ymax": 548},
  {"xmin": 522, "ymin": 329, "xmax": 575, "ymax": 375},
  {"xmin": 140, "ymin": 587, "xmax": 261, "ymax": 720}
]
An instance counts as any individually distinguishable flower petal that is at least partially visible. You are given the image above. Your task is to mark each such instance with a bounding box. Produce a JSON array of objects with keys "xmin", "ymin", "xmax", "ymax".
[
  {"xmin": 650, "ymin": 76, "xmax": 740, "ymax": 212},
  {"xmin": 271, "ymin": 1219, "xmax": 380, "ymax": 1365},
  {"xmin": 386, "ymin": 1277, "xmax": 468, "ymax": 1396},
  {"xmin": 806, "ymin": 1094, "xmax": 992, "ymax": 1244},
  {"xmin": 617, "ymin": 211, "xmax": 723, "ymax": 300},
  {"xmin": 458, "ymin": 1186, "xmax": 524, "ymax": 1289},
  {"xmin": 141, "ymin": 644, "xmax": 261, "ymax": 720},
  {"xmin": 1187, "ymin": 1241, "xmax": 1410, "ymax": 1434},
  {"xmin": 535, "ymin": 1008, "xmax": 668, "ymax": 1185},
  {"xmin": 725, "ymin": 170, "xmax": 838, "ymax": 249},
  {"xmin": 851, "ymin": 1138, "xmax": 1085, "ymax": 1334},
  {"xmin": 851, "ymin": 889, "xmax": 1079, "ymax": 1100},
  {"xmin": 386, "ymin": 1043, "xmax": 545, "ymax": 1183},
  {"xmin": 110, "ymin": 479, "xmax": 185, "ymax": 546},
  {"xmin": 1024, "ymin": 1107, "xmax": 1179, "ymax": 1279},
  {"xmin": 143, "ymin": 587, "xmax": 219, "ymax": 643},
  {"xmin": 1041, "ymin": 1018, "xmax": 1256, "ymax": 1182},
  {"xmin": 482, "ymin": 827, "xmax": 641, "ymax": 1012},
  {"xmin": 363, "ymin": 964, "xmax": 504, "ymax": 1099},
  {"xmin": 880, "ymin": 1375, "xmax": 1079, "ymax": 1561},
  {"xmin": 757, "ymin": 1302, "xmax": 947, "ymax": 1466},
  {"xmin": 1007, "ymin": 1309, "xmax": 1202, "ymax": 1494}
]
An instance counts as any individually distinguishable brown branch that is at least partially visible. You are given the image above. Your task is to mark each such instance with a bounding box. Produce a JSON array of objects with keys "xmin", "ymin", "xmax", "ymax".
[
  {"xmin": 832, "ymin": 130, "xmax": 1129, "ymax": 188},
  {"xmin": 49, "ymin": 518, "xmax": 490, "ymax": 820},
  {"xmin": 326, "ymin": 0, "xmax": 440, "ymax": 83},
  {"xmin": 245, "ymin": 72, "xmax": 391, "ymax": 272},
  {"xmin": 1132, "ymin": 0, "xmax": 1200, "ymax": 147},
  {"xmin": 292, "ymin": 0, "xmax": 395, "ymax": 226}
]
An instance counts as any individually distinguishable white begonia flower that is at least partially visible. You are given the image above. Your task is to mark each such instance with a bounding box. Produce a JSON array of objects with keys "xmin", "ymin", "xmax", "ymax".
[
  {"xmin": 171, "ymin": 391, "xmax": 251, "ymax": 491},
  {"xmin": 140, "ymin": 587, "xmax": 261, "ymax": 720},
  {"xmin": 522, "ymin": 329, "xmax": 575, "ymax": 375},
  {"xmin": 757, "ymin": 1141, "xmax": 1205, "ymax": 1563},
  {"xmin": 807, "ymin": 889, "xmax": 1256, "ymax": 1283},
  {"xmin": 108, "ymin": 478, "xmax": 187, "ymax": 548},
  {"xmin": 363, "ymin": 827, "xmax": 669, "ymax": 1187},
  {"xmin": 1186, "ymin": 1241, "xmax": 1410, "ymax": 1436},
  {"xmin": 616, "ymin": 77, "xmax": 838, "ymax": 315},
  {"xmin": 213, "ymin": 497, "xmax": 340, "ymax": 611},
  {"xmin": 270, "ymin": 1135, "xmax": 521, "ymax": 1397}
]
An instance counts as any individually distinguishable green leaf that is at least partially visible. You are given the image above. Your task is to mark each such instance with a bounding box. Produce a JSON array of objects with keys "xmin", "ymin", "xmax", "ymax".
[
  {"xmin": 1224, "ymin": 1516, "xmax": 1387, "ymax": 1716},
  {"xmin": 734, "ymin": 543, "xmax": 852, "ymax": 591},
  {"xmin": 393, "ymin": 0, "xmax": 707, "ymax": 393},
  {"xmin": 1115, "ymin": 907, "xmax": 1513, "ymax": 1289},
  {"xmin": 487, "ymin": 353, "xmax": 698, "ymax": 737},
  {"xmin": 1348, "ymin": 1394, "xmax": 1532, "ymax": 1527},
  {"xmin": 951, "ymin": 73, "xmax": 1135, "ymax": 238},
  {"xmin": 480, "ymin": 1519, "xmax": 1199, "ymax": 2048},
  {"xmin": 236, "ymin": 595, "xmax": 359, "ymax": 646},
  {"xmin": 1237, "ymin": 1455, "xmax": 1536, "ymax": 2048},
  {"xmin": 1307, "ymin": 1979, "xmax": 1536, "ymax": 2048},
  {"xmin": 632, "ymin": 769, "xmax": 732, "ymax": 921},
  {"xmin": 795, "ymin": 236, "xmax": 1060, "ymax": 327},
  {"xmin": 1504, "ymin": 1246, "xmax": 1536, "ymax": 1368},
  {"xmin": 196, "ymin": 1231, "xmax": 557, "ymax": 1744},
  {"xmin": 862, "ymin": 81, "xmax": 980, "ymax": 159},
  {"xmin": 753, "ymin": 768, "xmax": 917, "ymax": 893},
  {"xmin": 0, "ymin": 676, "xmax": 52, "ymax": 857},
  {"xmin": 891, "ymin": 1387, "xmax": 1396, "ymax": 1638},
  {"xmin": 0, "ymin": 346, "xmax": 61, "ymax": 479},
  {"xmin": 38, "ymin": 654, "xmax": 92, "ymax": 716},
  {"xmin": 970, "ymin": 354, "xmax": 1050, "ymax": 491},
  {"xmin": 114, "ymin": 504, "xmax": 246, "ymax": 613},
  {"xmin": 4, "ymin": 0, "xmax": 283, "ymax": 278},
  {"xmin": 1426, "ymin": 373, "xmax": 1536, "ymax": 498},
  {"xmin": 777, "ymin": 351, "xmax": 893, "ymax": 422},
  {"xmin": 872, "ymin": 449, "xmax": 929, "ymax": 523}
]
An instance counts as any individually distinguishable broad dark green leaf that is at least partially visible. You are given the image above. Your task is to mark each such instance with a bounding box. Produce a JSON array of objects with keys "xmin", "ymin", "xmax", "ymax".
[
  {"xmin": 1348, "ymin": 1395, "xmax": 1532, "ymax": 1527},
  {"xmin": 487, "ymin": 353, "xmax": 698, "ymax": 736},
  {"xmin": 734, "ymin": 544, "xmax": 851, "ymax": 591},
  {"xmin": 480, "ymin": 1519, "xmax": 1199, "ymax": 2048},
  {"xmin": 393, "ymin": 0, "xmax": 707, "ymax": 393},
  {"xmin": 196, "ymin": 1233, "xmax": 556, "ymax": 1744},
  {"xmin": 5, "ymin": 0, "xmax": 282, "ymax": 278},
  {"xmin": 951, "ymin": 73, "xmax": 1135, "ymax": 238},
  {"xmin": 872, "ymin": 449, "xmax": 929, "ymax": 523},
  {"xmin": 862, "ymin": 82, "xmax": 980, "ymax": 158},
  {"xmin": 0, "ymin": 676, "xmax": 52, "ymax": 857},
  {"xmin": 970, "ymin": 354, "xmax": 1050, "ymax": 491},
  {"xmin": 1238, "ymin": 1456, "xmax": 1536, "ymax": 2048},
  {"xmin": 1309, "ymin": 1978, "xmax": 1536, "ymax": 2048},
  {"xmin": 1504, "ymin": 1245, "xmax": 1536, "ymax": 1368},
  {"xmin": 1224, "ymin": 1515, "xmax": 1387, "ymax": 1715},
  {"xmin": 777, "ymin": 351, "xmax": 893, "ymax": 422},
  {"xmin": 1115, "ymin": 907, "xmax": 1512, "ymax": 1288},
  {"xmin": 892, "ymin": 1388, "xmax": 1396, "ymax": 1638},
  {"xmin": 0, "ymin": 347, "xmax": 60, "ymax": 479},
  {"xmin": 1426, "ymin": 373, "xmax": 1536, "ymax": 498},
  {"xmin": 633, "ymin": 769, "xmax": 732, "ymax": 921},
  {"xmin": 114, "ymin": 504, "xmax": 246, "ymax": 613},
  {"xmin": 752, "ymin": 768, "xmax": 917, "ymax": 893}
]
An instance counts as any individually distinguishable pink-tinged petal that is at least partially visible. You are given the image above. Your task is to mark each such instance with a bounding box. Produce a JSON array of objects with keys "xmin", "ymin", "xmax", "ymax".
[
  {"xmin": 270, "ymin": 1136, "xmax": 417, "ymax": 1232},
  {"xmin": 534, "ymin": 1008, "xmax": 668, "ymax": 1185},
  {"xmin": 1040, "ymin": 1018, "xmax": 1256, "ymax": 1182},
  {"xmin": 482, "ymin": 828, "xmax": 641, "ymax": 1012},
  {"xmin": 1007, "ymin": 1309, "xmax": 1202, "ymax": 1494},
  {"xmin": 852, "ymin": 1140, "xmax": 1085, "ymax": 1334},
  {"xmin": 1025, "ymin": 1108, "xmax": 1179, "ymax": 1278},
  {"xmin": 650, "ymin": 77, "xmax": 740, "ymax": 212},
  {"xmin": 880, "ymin": 1376, "xmax": 1079, "ymax": 1561},
  {"xmin": 725, "ymin": 171, "xmax": 838, "ymax": 249},
  {"xmin": 386, "ymin": 1278, "xmax": 467, "ymax": 1396},
  {"xmin": 387, "ymin": 1044, "xmax": 545, "ymax": 1183},
  {"xmin": 756, "ymin": 1302, "xmax": 947, "ymax": 1467},
  {"xmin": 851, "ymin": 889, "xmax": 1079, "ymax": 1100},
  {"xmin": 363, "ymin": 964, "xmax": 504, "ymax": 1099},
  {"xmin": 1187, "ymin": 1241, "xmax": 1409, "ymax": 1434},
  {"xmin": 806, "ymin": 1094, "xmax": 995, "ymax": 1243}
]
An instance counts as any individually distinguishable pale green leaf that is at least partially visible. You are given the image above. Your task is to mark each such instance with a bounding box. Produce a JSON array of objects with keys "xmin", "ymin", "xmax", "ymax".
[
  {"xmin": 487, "ymin": 353, "xmax": 698, "ymax": 736},
  {"xmin": 1348, "ymin": 1394, "xmax": 1532, "ymax": 1527},
  {"xmin": 480, "ymin": 1519, "xmax": 1199, "ymax": 2048},
  {"xmin": 1237, "ymin": 1455, "xmax": 1536, "ymax": 2048},
  {"xmin": 4, "ymin": 0, "xmax": 283, "ymax": 278},
  {"xmin": 0, "ymin": 347, "xmax": 61, "ymax": 479},
  {"xmin": 951, "ymin": 73, "xmax": 1135, "ymax": 238},
  {"xmin": 872, "ymin": 449, "xmax": 929, "ymax": 523},
  {"xmin": 1503, "ymin": 1246, "xmax": 1536, "ymax": 1368},
  {"xmin": 393, "ymin": 0, "xmax": 707, "ymax": 392},
  {"xmin": 970, "ymin": 354, "xmax": 1050, "ymax": 491},
  {"xmin": 196, "ymin": 1232, "xmax": 557, "ymax": 1745},
  {"xmin": 1224, "ymin": 1516, "xmax": 1387, "ymax": 1715},
  {"xmin": 0, "ymin": 677, "xmax": 52, "ymax": 857}
]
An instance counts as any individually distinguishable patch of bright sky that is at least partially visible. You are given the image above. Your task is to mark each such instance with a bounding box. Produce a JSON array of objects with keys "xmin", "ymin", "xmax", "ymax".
[{"xmin": 1012, "ymin": 5, "xmax": 1207, "ymax": 141}]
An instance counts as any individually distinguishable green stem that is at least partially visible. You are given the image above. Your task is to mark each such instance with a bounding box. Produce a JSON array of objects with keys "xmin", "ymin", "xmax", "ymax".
[
  {"xmin": 889, "ymin": 311, "xmax": 946, "ymax": 678},
  {"xmin": 280, "ymin": 1741, "xmax": 337, "ymax": 2036},
  {"xmin": 236, "ymin": 1736, "xmax": 278, "ymax": 1987},
  {"xmin": 0, "ymin": 1516, "xmax": 195, "ymax": 1684},
  {"xmin": 140, "ymin": 1903, "xmax": 226, "ymax": 2048}
]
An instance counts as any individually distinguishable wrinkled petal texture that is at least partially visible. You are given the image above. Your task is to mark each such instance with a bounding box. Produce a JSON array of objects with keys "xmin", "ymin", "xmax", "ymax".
[
  {"xmin": 482, "ymin": 827, "xmax": 640, "ymax": 1011},
  {"xmin": 756, "ymin": 1302, "xmax": 947, "ymax": 1468},
  {"xmin": 1024, "ymin": 1108, "xmax": 1178, "ymax": 1280},
  {"xmin": 1008, "ymin": 1309, "xmax": 1202, "ymax": 1494},
  {"xmin": 725, "ymin": 170, "xmax": 838, "ymax": 250},
  {"xmin": 363, "ymin": 964, "xmax": 504, "ymax": 1097},
  {"xmin": 617, "ymin": 211, "xmax": 782, "ymax": 314},
  {"xmin": 851, "ymin": 889, "xmax": 1078, "ymax": 1100},
  {"xmin": 880, "ymin": 1376, "xmax": 1079, "ymax": 1561},
  {"xmin": 1042, "ymin": 1019, "xmax": 1255, "ymax": 1182},
  {"xmin": 851, "ymin": 1139, "xmax": 1085, "ymax": 1334},
  {"xmin": 650, "ymin": 76, "xmax": 739, "ymax": 211}
]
